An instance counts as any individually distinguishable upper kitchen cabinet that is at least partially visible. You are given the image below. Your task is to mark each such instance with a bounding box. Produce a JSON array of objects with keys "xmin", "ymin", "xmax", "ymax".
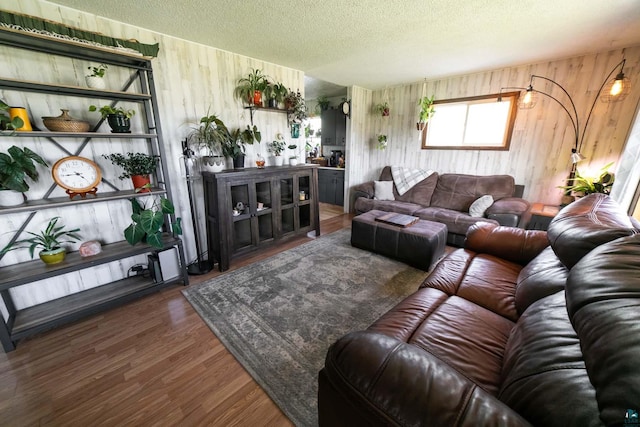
[{"xmin": 321, "ymin": 108, "xmax": 346, "ymax": 146}]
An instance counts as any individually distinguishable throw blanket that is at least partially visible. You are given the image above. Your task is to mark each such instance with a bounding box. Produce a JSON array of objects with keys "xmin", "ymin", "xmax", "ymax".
[{"xmin": 391, "ymin": 166, "xmax": 434, "ymax": 196}]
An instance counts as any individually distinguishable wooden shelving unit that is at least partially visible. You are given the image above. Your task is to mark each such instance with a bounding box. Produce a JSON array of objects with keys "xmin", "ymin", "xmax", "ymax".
[{"xmin": 0, "ymin": 28, "xmax": 189, "ymax": 352}]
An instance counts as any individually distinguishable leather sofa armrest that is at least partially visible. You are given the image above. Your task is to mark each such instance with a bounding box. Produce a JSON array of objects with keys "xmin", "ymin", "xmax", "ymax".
[
  {"xmin": 486, "ymin": 197, "xmax": 532, "ymax": 228},
  {"xmin": 352, "ymin": 181, "xmax": 375, "ymax": 200},
  {"xmin": 319, "ymin": 331, "xmax": 531, "ymax": 427},
  {"xmin": 464, "ymin": 222, "xmax": 549, "ymax": 265}
]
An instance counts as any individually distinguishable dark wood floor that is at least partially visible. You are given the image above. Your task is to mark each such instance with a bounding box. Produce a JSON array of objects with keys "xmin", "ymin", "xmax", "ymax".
[{"xmin": 0, "ymin": 205, "xmax": 353, "ymax": 426}]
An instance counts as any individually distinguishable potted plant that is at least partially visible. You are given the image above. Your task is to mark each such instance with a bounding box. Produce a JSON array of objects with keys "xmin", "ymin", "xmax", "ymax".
[
  {"xmin": 0, "ymin": 100, "xmax": 25, "ymax": 133},
  {"xmin": 560, "ymin": 162, "xmax": 615, "ymax": 196},
  {"xmin": 0, "ymin": 145, "xmax": 48, "ymax": 207},
  {"xmin": 417, "ymin": 95, "xmax": 435, "ymax": 130},
  {"xmin": 85, "ymin": 63, "xmax": 108, "ymax": 89},
  {"xmin": 102, "ymin": 152, "xmax": 159, "ymax": 192},
  {"xmin": 88, "ymin": 104, "xmax": 136, "ymax": 133},
  {"xmin": 288, "ymin": 144, "xmax": 298, "ymax": 166},
  {"xmin": 234, "ymin": 68, "xmax": 269, "ymax": 107},
  {"xmin": 376, "ymin": 101, "xmax": 390, "ymax": 117},
  {"xmin": 268, "ymin": 134, "xmax": 286, "ymax": 166},
  {"xmin": 0, "ymin": 216, "xmax": 81, "ymax": 264},
  {"xmin": 263, "ymin": 81, "xmax": 288, "ymax": 109},
  {"xmin": 377, "ymin": 134, "xmax": 388, "ymax": 150},
  {"xmin": 315, "ymin": 96, "xmax": 330, "ymax": 114},
  {"xmin": 188, "ymin": 113, "xmax": 231, "ymax": 172},
  {"xmin": 124, "ymin": 196, "xmax": 182, "ymax": 249}
]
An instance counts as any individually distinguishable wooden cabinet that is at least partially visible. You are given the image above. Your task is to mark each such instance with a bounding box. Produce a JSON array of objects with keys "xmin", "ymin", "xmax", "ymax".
[
  {"xmin": 321, "ymin": 108, "xmax": 346, "ymax": 146},
  {"xmin": 318, "ymin": 168, "xmax": 345, "ymax": 206},
  {"xmin": 0, "ymin": 28, "xmax": 188, "ymax": 352},
  {"xmin": 203, "ymin": 165, "xmax": 320, "ymax": 271}
]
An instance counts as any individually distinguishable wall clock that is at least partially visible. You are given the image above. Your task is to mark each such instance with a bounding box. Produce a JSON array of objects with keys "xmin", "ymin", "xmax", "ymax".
[
  {"xmin": 52, "ymin": 156, "xmax": 102, "ymax": 199},
  {"xmin": 340, "ymin": 100, "xmax": 351, "ymax": 118}
]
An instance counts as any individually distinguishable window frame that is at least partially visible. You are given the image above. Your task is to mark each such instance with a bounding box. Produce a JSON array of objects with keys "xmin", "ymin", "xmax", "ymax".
[{"xmin": 420, "ymin": 91, "xmax": 520, "ymax": 151}]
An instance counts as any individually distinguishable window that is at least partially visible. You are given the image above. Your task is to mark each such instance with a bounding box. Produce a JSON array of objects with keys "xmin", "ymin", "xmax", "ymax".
[{"xmin": 421, "ymin": 92, "xmax": 519, "ymax": 150}]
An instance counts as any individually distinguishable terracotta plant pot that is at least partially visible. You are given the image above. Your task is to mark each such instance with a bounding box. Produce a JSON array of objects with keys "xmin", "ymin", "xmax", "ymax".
[
  {"xmin": 131, "ymin": 174, "xmax": 151, "ymax": 192},
  {"xmin": 252, "ymin": 90, "xmax": 262, "ymax": 107},
  {"xmin": 39, "ymin": 247, "xmax": 66, "ymax": 265}
]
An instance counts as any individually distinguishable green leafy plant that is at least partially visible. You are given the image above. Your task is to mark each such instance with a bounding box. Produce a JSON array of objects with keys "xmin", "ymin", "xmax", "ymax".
[
  {"xmin": 418, "ymin": 95, "xmax": 436, "ymax": 123},
  {"xmin": 375, "ymin": 101, "xmax": 390, "ymax": 116},
  {"xmin": 88, "ymin": 105, "xmax": 135, "ymax": 119},
  {"xmin": 0, "ymin": 146, "xmax": 48, "ymax": 192},
  {"xmin": 285, "ymin": 90, "xmax": 308, "ymax": 122},
  {"xmin": 377, "ymin": 134, "xmax": 388, "ymax": 150},
  {"xmin": 560, "ymin": 162, "xmax": 615, "ymax": 196},
  {"xmin": 221, "ymin": 125, "xmax": 261, "ymax": 159},
  {"xmin": 188, "ymin": 112, "xmax": 231, "ymax": 155},
  {"xmin": 315, "ymin": 96, "xmax": 330, "ymax": 114},
  {"xmin": 263, "ymin": 81, "xmax": 289, "ymax": 104},
  {"xmin": 234, "ymin": 68, "xmax": 269, "ymax": 104},
  {"xmin": 102, "ymin": 152, "xmax": 159, "ymax": 179},
  {"xmin": 125, "ymin": 197, "xmax": 182, "ymax": 248},
  {"xmin": 268, "ymin": 138, "xmax": 286, "ymax": 156},
  {"xmin": 0, "ymin": 216, "xmax": 81, "ymax": 258},
  {"xmin": 87, "ymin": 63, "xmax": 108, "ymax": 78},
  {"xmin": 0, "ymin": 100, "xmax": 24, "ymax": 132}
]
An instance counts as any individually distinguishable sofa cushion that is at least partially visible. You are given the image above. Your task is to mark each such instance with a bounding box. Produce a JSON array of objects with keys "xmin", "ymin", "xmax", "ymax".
[
  {"xmin": 547, "ymin": 193, "xmax": 638, "ymax": 269},
  {"xmin": 430, "ymin": 174, "xmax": 515, "ymax": 211},
  {"xmin": 565, "ymin": 234, "xmax": 640, "ymax": 425},
  {"xmin": 415, "ymin": 206, "xmax": 499, "ymax": 235},
  {"xmin": 378, "ymin": 166, "xmax": 439, "ymax": 206},
  {"xmin": 373, "ymin": 180, "xmax": 394, "ymax": 200},
  {"xmin": 354, "ymin": 198, "xmax": 421, "ymax": 215},
  {"xmin": 515, "ymin": 246, "xmax": 568, "ymax": 315},
  {"xmin": 469, "ymin": 195, "xmax": 494, "ymax": 217},
  {"xmin": 498, "ymin": 291, "xmax": 600, "ymax": 427}
]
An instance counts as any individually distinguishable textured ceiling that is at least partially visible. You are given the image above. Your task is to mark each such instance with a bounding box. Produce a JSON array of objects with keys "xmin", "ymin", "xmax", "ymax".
[{"xmin": 47, "ymin": 0, "xmax": 640, "ymax": 96}]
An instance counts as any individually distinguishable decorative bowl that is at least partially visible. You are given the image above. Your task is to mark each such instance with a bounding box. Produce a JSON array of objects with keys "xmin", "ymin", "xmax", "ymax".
[{"xmin": 42, "ymin": 109, "xmax": 91, "ymax": 132}]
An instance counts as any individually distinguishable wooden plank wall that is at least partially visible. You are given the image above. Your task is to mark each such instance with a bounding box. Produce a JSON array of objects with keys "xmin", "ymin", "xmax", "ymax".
[
  {"xmin": 345, "ymin": 47, "xmax": 640, "ymax": 208},
  {"xmin": 0, "ymin": 0, "xmax": 304, "ymax": 310}
]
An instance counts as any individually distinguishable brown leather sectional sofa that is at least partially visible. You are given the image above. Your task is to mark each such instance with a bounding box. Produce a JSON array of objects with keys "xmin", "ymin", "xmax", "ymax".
[
  {"xmin": 353, "ymin": 167, "xmax": 531, "ymax": 246},
  {"xmin": 319, "ymin": 193, "xmax": 640, "ymax": 426}
]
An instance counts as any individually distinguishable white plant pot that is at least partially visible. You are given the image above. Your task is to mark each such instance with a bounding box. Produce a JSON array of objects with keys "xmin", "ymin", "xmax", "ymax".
[
  {"xmin": 201, "ymin": 155, "xmax": 226, "ymax": 172},
  {"xmin": 289, "ymin": 158, "xmax": 298, "ymax": 166},
  {"xmin": 274, "ymin": 156, "xmax": 284, "ymax": 166},
  {"xmin": 85, "ymin": 75, "xmax": 106, "ymax": 89},
  {"xmin": 0, "ymin": 190, "xmax": 25, "ymax": 207}
]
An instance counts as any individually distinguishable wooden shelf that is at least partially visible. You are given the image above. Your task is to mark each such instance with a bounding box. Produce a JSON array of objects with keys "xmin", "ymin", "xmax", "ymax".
[
  {"xmin": 0, "ymin": 234, "xmax": 181, "ymax": 291},
  {"xmin": 11, "ymin": 274, "xmax": 178, "ymax": 339},
  {"xmin": 5, "ymin": 130, "xmax": 158, "ymax": 139},
  {"xmin": 0, "ymin": 187, "xmax": 167, "ymax": 215},
  {"xmin": 0, "ymin": 77, "xmax": 152, "ymax": 101}
]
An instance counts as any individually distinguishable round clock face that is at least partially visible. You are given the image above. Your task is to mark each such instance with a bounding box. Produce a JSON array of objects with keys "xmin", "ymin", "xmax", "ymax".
[
  {"xmin": 341, "ymin": 101, "xmax": 350, "ymax": 116},
  {"xmin": 52, "ymin": 156, "xmax": 102, "ymax": 193}
]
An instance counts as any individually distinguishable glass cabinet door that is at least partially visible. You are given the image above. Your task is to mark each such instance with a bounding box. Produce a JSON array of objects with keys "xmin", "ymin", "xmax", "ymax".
[
  {"xmin": 298, "ymin": 173, "xmax": 312, "ymax": 229},
  {"xmin": 230, "ymin": 183, "xmax": 251, "ymax": 250},
  {"xmin": 255, "ymin": 180, "xmax": 274, "ymax": 243}
]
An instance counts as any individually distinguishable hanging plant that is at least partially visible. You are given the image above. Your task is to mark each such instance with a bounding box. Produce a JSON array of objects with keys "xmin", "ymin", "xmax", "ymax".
[
  {"xmin": 375, "ymin": 102, "xmax": 390, "ymax": 117},
  {"xmin": 417, "ymin": 95, "xmax": 435, "ymax": 130},
  {"xmin": 377, "ymin": 134, "xmax": 388, "ymax": 150}
]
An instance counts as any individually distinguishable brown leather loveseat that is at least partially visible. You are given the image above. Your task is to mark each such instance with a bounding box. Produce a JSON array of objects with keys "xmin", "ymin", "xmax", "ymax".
[
  {"xmin": 319, "ymin": 193, "xmax": 640, "ymax": 426},
  {"xmin": 353, "ymin": 167, "xmax": 531, "ymax": 246}
]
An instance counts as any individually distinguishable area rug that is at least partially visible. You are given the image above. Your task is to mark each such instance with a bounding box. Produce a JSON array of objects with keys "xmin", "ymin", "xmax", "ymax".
[{"xmin": 182, "ymin": 229, "xmax": 431, "ymax": 426}]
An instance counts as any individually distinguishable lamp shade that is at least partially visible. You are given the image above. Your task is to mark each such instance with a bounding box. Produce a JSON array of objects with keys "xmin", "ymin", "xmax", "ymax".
[
  {"xmin": 600, "ymin": 72, "xmax": 631, "ymax": 102},
  {"xmin": 571, "ymin": 151, "xmax": 586, "ymax": 163},
  {"xmin": 518, "ymin": 87, "xmax": 537, "ymax": 109}
]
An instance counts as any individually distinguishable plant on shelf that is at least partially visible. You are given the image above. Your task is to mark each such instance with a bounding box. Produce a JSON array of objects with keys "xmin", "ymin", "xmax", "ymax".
[
  {"xmin": 0, "ymin": 216, "xmax": 81, "ymax": 265},
  {"xmin": 102, "ymin": 152, "xmax": 159, "ymax": 192},
  {"xmin": 375, "ymin": 101, "xmax": 390, "ymax": 117},
  {"xmin": 288, "ymin": 144, "xmax": 299, "ymax": 165},
  {"xmin": 263, "ymin": 81, "xmax": 288, "ymax": 108},
  {"xmin": 125, "ymin": 197, "xmax": 182, "ymax": 249},
  {"xmin": 234, "ymin": 68, "xmax": 269, "ymax": 107},
  {"xmin": 87, "ymin": 63, "xmax": 108, "ymax": 78},
  {"xmin": 315, "ymin": 96, "xmax": 330, "ymax": 114},
  {"xmin": 377, "ymin": 134, "xmax": 388, "ymax": 150},
  {"xmin": 268, "ymin": 134, "xmax": 287, "ymax": 166},
  {"xmin": 559, "ymin": 162, "xmax": 615, "ymax": 196},
  {"xmin": 85, "ymin": 63, "xmax": 108, "ymax": 89},
  {"xmin": 417, "ymin": 95, "xmax": 435, "ymax": 130},
  {"xmin": 0, "ymin": 100, "xmax": 24, "ymax": 132},
  {"xmin": 0, "ymin": 145, "xmax": 48, "ymax": 207},
  {"xmin": 188, "ymin": 112, "xmax": 231, "ymax": 172},
  {"xmin": 88, "ymin": 104, "xmax": 135, "ymax": 133}
]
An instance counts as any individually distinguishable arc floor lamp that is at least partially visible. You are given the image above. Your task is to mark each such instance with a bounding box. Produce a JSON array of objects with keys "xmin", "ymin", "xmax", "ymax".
[{"xmin": 500, "ymin": 57, "xmax": 631, "ymax": 203}]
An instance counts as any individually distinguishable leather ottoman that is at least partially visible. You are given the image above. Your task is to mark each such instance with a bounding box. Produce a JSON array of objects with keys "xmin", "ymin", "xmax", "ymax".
[{"xmin": 351, "ymin": 209, "xmax": 447, "ymax": 271}]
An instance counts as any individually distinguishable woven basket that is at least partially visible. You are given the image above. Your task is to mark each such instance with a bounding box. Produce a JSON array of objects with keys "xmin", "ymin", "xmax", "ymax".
[{"xmin": 42, "ymin": 109, "xmax": 91, "ymax": 132}]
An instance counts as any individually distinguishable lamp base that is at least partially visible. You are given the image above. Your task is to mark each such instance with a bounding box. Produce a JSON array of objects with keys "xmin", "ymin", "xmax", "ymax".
[{"xmin": 187, "ymin": 259, "xmax": 214, "ymax": 275}]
